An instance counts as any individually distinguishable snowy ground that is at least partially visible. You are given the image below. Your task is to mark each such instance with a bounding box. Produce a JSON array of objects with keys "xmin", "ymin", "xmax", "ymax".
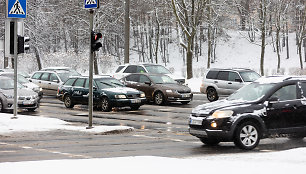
[{"xmin": 1, "ymin": 113, "xmax": 306, "ymax": 173}]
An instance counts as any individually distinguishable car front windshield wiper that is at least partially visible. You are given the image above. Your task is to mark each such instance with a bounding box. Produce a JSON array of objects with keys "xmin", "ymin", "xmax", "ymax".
[
  {"xmin": 111, "ymin": 82, "xmax": 124, "ymax": 87},
  {"xmin": 99, "ymin": 81, "xmax": 115, "ymax": 87}
]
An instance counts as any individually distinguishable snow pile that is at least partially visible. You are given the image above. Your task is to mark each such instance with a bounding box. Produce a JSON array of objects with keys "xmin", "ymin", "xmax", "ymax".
[{"xmin": 0, "ymin": 113, "xmax": 133, "ymax": 134}]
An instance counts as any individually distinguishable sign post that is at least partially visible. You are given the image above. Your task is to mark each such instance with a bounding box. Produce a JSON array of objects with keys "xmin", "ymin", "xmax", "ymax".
[
  {"xmin": 6, "ymin": 0, "xmax": 27, "ymax": 118},
  {"xmin": 84, "ymin": 0, "xmax": 99, "ymax": 129}
]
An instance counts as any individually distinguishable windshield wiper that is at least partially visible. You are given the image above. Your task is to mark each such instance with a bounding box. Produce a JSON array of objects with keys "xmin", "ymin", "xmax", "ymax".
[
  {"xmin": 111, "ymin": 82, "xmax": 124, "ymax": 87},
  {"xmin": 99, "ymin": 81, "xmax": 114, "ymax": 87}
]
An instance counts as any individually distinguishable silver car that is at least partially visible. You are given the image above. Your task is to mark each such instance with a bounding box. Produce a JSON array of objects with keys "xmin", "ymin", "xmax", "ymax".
[
  {"xmin": 0, "ymin": 77, "xmax": 40, "ymax": 112},
  {"xmin": 29, "ymin": 70, "xmax": 75, "ymax": 96},
  {"xmin": 0, "ymin": 72, "xmax": 43, "ymax": 99},
  {"xmin": 200, "ymin": 68, "xmax": 260, "ymax": 102}
]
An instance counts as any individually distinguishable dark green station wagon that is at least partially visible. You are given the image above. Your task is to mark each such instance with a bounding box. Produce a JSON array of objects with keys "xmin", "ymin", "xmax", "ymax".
[{"xmin": 57, "ymin": 75, "xmax": 146, "ymax": 111}]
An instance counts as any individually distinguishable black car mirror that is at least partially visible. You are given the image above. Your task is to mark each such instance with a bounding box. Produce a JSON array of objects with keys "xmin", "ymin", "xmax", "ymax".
[
  {"xmin": 144, "ymin": 81, "xmax": 151, "ymax": 85},
  {"xmin": 268, "ymin": 96, "xmax": 279, "ymax": 103}
]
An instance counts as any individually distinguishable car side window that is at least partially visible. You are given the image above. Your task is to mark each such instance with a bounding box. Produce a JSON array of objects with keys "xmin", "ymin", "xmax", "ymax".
[
  {"xmin": 74, "ymin": 78, "xmax": 86, "ymax": 87},
  {"xmin": 136, "ymin": 66, "xmax": 146, "ymax": 73},
  {"xmin": 125, "ymin": 75, "xmax": 140, "ymax": 82},
  {"xmin": 139, "ymin": 75, "xmax": 150, "ymax": 83},
  {"xmin": 228, "ymin": 72, "xmax": 241, "ymax": 82},
  {"xmin": 40, "ymin": 73, "xmax": 50, "ymax": 81},
  {"xmin": 217, "ymin": 71, "xmax": 229, "ymax": 81},
  {"xmin": 32, "ymin": 72, "xmax": 43, "ymax": 79},
  {"xmin": 49, "ymin": 73, "xmax": 59, "ymax": 82},
  {"xmin": 271, "ymin": 84, "xmax": 297, "ymax": 101},
  {"xmin": 84, "ymin": 79, "xmax": 97, "ymax": 89},
  {"xmin": 124, "ymin": 65, "xmax": 137, "ymax": 73},
  {"xmin": 64, "ymin": 78, "xmax": 76, "ymax": 86},
  {"xmin": 206, "ymin": 70, "xmax": 218, "ymax": 79}
]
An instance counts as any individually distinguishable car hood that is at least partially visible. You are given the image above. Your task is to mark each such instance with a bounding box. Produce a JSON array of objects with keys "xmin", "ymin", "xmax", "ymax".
[
  {"xmin": 0, "ymin": 88, "xmax": 38, "ymax": 96},
  {"xmin": 166, "ymin": 73, "xmax": 184, "ymax": 80},
  {"xmin": 102, "ymin": 87, "xmax": 141, "ymax": 94},
  {"xmin": 192, "ymin": 99, "xmax": 251, "ymax": 115},
  {"xmin": 22, "ymin": 82, "xmax": 39, "ymax": 90},
  {"xmin": 157, "ymin": 83, "xmax": 191, "ymax": 92}
]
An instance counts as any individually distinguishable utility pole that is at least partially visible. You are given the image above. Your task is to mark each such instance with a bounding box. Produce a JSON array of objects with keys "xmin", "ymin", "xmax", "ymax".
[{"xmin": 124, "ymin": 0, "xmax": 130, "ymax": 64}]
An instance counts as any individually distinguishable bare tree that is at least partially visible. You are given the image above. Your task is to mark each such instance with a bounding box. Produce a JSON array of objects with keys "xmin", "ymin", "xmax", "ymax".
[{"xmin": 171, "ymin": 0, "xmax": 208, "ymax": 79}]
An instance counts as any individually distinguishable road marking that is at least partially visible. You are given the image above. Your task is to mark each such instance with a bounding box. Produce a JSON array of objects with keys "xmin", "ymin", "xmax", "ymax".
[
  {"xmin": 0, "ymin": 142, "xmax": 92, "ymax": 159},
  {"xmin": 132, "ymin": 134, "xmax": 201, "ymax": 144}
]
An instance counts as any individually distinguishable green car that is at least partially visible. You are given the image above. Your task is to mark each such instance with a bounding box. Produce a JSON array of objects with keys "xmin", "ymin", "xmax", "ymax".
[{"xmin": 57, "ymin": 76, "xmax": 146, "ymax": 111}]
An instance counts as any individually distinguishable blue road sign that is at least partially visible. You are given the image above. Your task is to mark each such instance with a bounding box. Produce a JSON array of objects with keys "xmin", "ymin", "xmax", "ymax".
[
  {"xmin": 84, "ymin": 0, "xmax": 99, "ymax": 9},
  {"xmin": 7, "ymin": 0, "xmax": 27, "ymax": 18}
]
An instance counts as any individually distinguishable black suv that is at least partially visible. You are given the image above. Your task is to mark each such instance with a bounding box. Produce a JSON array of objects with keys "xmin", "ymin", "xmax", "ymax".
[
  {"xmin": 57, "ymin": 76, "xmax": 146, "ymax": 111},
  {"xmin": 189, "ymin": 76, "xmax": 306, "ymax": 150}
]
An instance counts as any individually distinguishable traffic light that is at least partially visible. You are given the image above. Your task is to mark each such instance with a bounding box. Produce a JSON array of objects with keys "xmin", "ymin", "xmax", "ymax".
[
  {"xmin": 91, "ymin": 31, "xmax": 102, "ymax": 52},
  {"xmin": 17, "ymin": 36, "xmax": 30, "ymax": 54}
]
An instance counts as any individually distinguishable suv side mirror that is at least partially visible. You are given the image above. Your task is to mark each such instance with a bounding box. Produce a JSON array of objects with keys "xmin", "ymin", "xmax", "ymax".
[
  {"xmin": 268, "ymin": 96, "xmax": 279, "ymax": 103},
  {"xmin": 145, "ymin": 81, "xmax": 151, "ymax": 85},
  {"xmin": 235, "ymin": 78, "xmax": 242, "ymax": 83}
]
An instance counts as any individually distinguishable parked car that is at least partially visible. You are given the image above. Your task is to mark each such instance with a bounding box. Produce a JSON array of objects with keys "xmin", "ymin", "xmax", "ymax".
[
  {"xmin": 121, "ymin": 73, "xmax": 193, "ymax": 105},
  {"xmin": 57, "ymin": 75, "xmax": 147, "ymax": 111},
  {"xmin": 40, "ymin": 67, "xmax": 80, "ymax": 76},
  {"xmin": 200, "ymin": 68, "xmax": 260, "ymax": 102},
  {"xmin": 0, "ymin": 72, "xmax": 43, "ymax": 99},
  {"xmin": 113, "ymin": 64, "xmax": 186, "ymax": 85},
  {"xmin": 189, "ymin": 76, "xmax": 306, "ymax": 150},
  {"xmin": 0, "ymin": 76, "xmax": 40, "ymax": 112},
  {"xmin": 29, "ymin": 70, "xmax": 76, "ymax": 95},
  {"xmin": 0, "ymin": 69, "xmax": 30, "ymax": 79}
]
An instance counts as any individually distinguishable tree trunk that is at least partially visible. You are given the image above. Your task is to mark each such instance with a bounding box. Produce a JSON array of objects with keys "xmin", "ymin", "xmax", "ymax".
[{"xmin": 34, "ymin": 46, "xmax": 42, "ymax": 70}]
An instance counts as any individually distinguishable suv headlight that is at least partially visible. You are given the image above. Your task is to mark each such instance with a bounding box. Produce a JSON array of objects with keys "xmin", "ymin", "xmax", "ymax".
[
  {"xmin": 166, "ymin": 89, "xmax": 177, "ymax": 93},
  {"xmin": 115, "ymin": 94, "xmax": 126, "ymax": 99},
  {"xmin": 211, "ymin": 110, "xmax": 234, "ymax": 119}
]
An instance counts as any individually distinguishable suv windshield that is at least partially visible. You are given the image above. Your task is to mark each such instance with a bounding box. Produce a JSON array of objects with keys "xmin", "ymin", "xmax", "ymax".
[
  {"xmin": 57, "ymin": 72, "xmax": 75, "ymax": 82},
  {"xmin": 149, "ymin": 75, "xmax": 176, "ymax": 84},
  {"xmin": 228, "ymin": 82, "xmax": 275, "ymax": 102},
  {"xmin": 144, "ymin": 65, "xmax": 171, "ymax": 74},
  {"xmin": 240, "ymin": 71, "xmax": 260, "ymax": 82},
  {"xmin": 95, "ymin": 78, "xmax": 124, "ymax": 89}
]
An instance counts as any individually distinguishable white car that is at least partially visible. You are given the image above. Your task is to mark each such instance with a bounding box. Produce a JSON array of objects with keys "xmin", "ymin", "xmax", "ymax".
[{"xmin": 113, "ymin": 64, "xmax": 186, "ymax": 85}]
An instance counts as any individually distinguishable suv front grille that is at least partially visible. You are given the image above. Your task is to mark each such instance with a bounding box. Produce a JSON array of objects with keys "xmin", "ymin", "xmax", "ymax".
[{"xmin": 191, "ymin": 113, "xmax": 210, "ymax": 118}]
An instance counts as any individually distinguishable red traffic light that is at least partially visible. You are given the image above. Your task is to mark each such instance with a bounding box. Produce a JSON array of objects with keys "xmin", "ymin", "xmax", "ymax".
[
  {"xmin": 91, "ymin": 31, "xmax": 102, "ymax": 52},
  {"xmin": 94, "ymin": 33, "xmax": 102, "ymax": 41}
]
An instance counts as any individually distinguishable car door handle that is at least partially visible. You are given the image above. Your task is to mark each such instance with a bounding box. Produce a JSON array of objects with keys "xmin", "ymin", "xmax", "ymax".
[
  {"xmin": 228, "ymin": 82, "xmax": 232, "ymax": 84},
  {"xmin": 38, "ymin": 81, "xmax": 41, "ymax": 83},
  {"xmin": 214, "ymin": 81, "xmax": 218, "ymax": 83},
  {"xmin": 48, "ymin": 83, "xmax": 51, "ymax": 85}
]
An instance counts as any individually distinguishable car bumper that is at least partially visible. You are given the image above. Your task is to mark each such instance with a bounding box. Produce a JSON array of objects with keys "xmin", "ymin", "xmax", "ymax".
[
  {"xmin": 3, "ymin": 98, "xmax": 39, "ymax": 111},
  {"xmin": 110, "ymin": 98, "xmax": 147, "ymax": 107},
  {"xmin": 166, "ymin": 93, "xmax": 193, "ymax": 102}
]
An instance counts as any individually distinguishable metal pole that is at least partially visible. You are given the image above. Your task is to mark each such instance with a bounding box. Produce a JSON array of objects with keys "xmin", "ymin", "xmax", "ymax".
[
  {"xmin": 12, "ymin": 19, "xmax": 18, "ymax": 119},
  {"xmin": 124, "ymin": 0, "xmax": 130, "ymax": 64},
  {"xmin": 87, "ymin": 9, "xmax": 94, "ymax": 129}
]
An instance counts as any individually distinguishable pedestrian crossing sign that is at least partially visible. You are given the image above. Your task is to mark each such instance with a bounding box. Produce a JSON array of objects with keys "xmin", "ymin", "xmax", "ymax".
[
  {"xmin": 84, "ymin": 0, "xmax": 99, "ymax": 9},
  {"xmin": 7, "ymin": 0, "xmax": 26, "ymax": 18}
]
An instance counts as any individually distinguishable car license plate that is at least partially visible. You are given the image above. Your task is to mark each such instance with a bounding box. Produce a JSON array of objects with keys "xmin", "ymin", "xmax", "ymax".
[
  {"xmin": 182, "ymin": 94, "xmax": 190, "ymax": 98},
  {"xmin": 189, "ymin": 117, "xmax": 203, "ymax": 125},
  {"xmin": 23, "ymin": 100, "xmax": 34, "ymax": 105},
  {"xmin": 131, "ymin": 99, "xmax": 141, "ymax": 103}
]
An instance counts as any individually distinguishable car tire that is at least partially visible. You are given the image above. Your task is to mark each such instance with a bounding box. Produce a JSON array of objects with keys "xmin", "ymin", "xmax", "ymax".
[
  {"xmin": 101, "ymin": 97, "xmax": 111, "ymax": 112},
  {"xmin": 234, "ymin": 121, "xmax": 260, "ymax": 150},
  {"xmin": 181, "ymin": 101, "xmax": 190, "ymax": 105},
  {"xmin": 207, "ymin": 87, "xmax": 219, "ymax": 102},
  {"xmin": 0, "ymin": 99, "xmax": 3, "ymax": 112},
  {"xmin": 200, "ymin": 138, "xmax": 220, "ymax": 146},
  {"xmin": 154, "ymin": 91, "xmax": 165, "ymax": 105},
  {"xmin": 130, "ymin": 105, "xmax": 141, "ymax": 110},
  {"xmin": 64, "ymin": 95, "xmax": 74, "ymax": 108}
]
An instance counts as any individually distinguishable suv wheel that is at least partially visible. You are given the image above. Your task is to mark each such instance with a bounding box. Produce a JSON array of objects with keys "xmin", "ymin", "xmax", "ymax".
[
  {"xmin": 64, "ymin": 95, "xmax": 74, "ymax": 108},
  {"xmin": 154, "ymin": 91, "xmax": 165, "ymax": 105},
  {"xmin": 207, "ymin": 88, "xmax": 218, "ymax": 102},
  {"xmin": 101, "ymin": 97, "xmax": 111, "ymax": 112},
  {"xmin": 200, "ymin": 138, "xmax": 220, "ymax": 146},
  {"xmin": 234, "ymin": 121, "xmax": 260, "ymax": 150}
]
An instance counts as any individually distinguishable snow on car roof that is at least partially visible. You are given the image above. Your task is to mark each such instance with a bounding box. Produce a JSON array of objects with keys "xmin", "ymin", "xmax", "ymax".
[{"xmin": 255, "ymin": 76, "xmax": 306, "ymax": 84}]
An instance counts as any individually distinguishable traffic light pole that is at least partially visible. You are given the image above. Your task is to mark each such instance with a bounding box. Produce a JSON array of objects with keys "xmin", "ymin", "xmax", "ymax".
[
  {"xmin": 13, "ymin": 19, "xmax": 18, "ymax": 118},
  {"xmin": 87, "ymin": 9, "xmax": 94, "ymax": 129}
]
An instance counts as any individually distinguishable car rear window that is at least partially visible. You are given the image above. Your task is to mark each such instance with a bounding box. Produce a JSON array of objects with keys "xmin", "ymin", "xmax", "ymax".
[{"xmin": 206, "ymin": 70, "xmax": 218, "ymax": 79}]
